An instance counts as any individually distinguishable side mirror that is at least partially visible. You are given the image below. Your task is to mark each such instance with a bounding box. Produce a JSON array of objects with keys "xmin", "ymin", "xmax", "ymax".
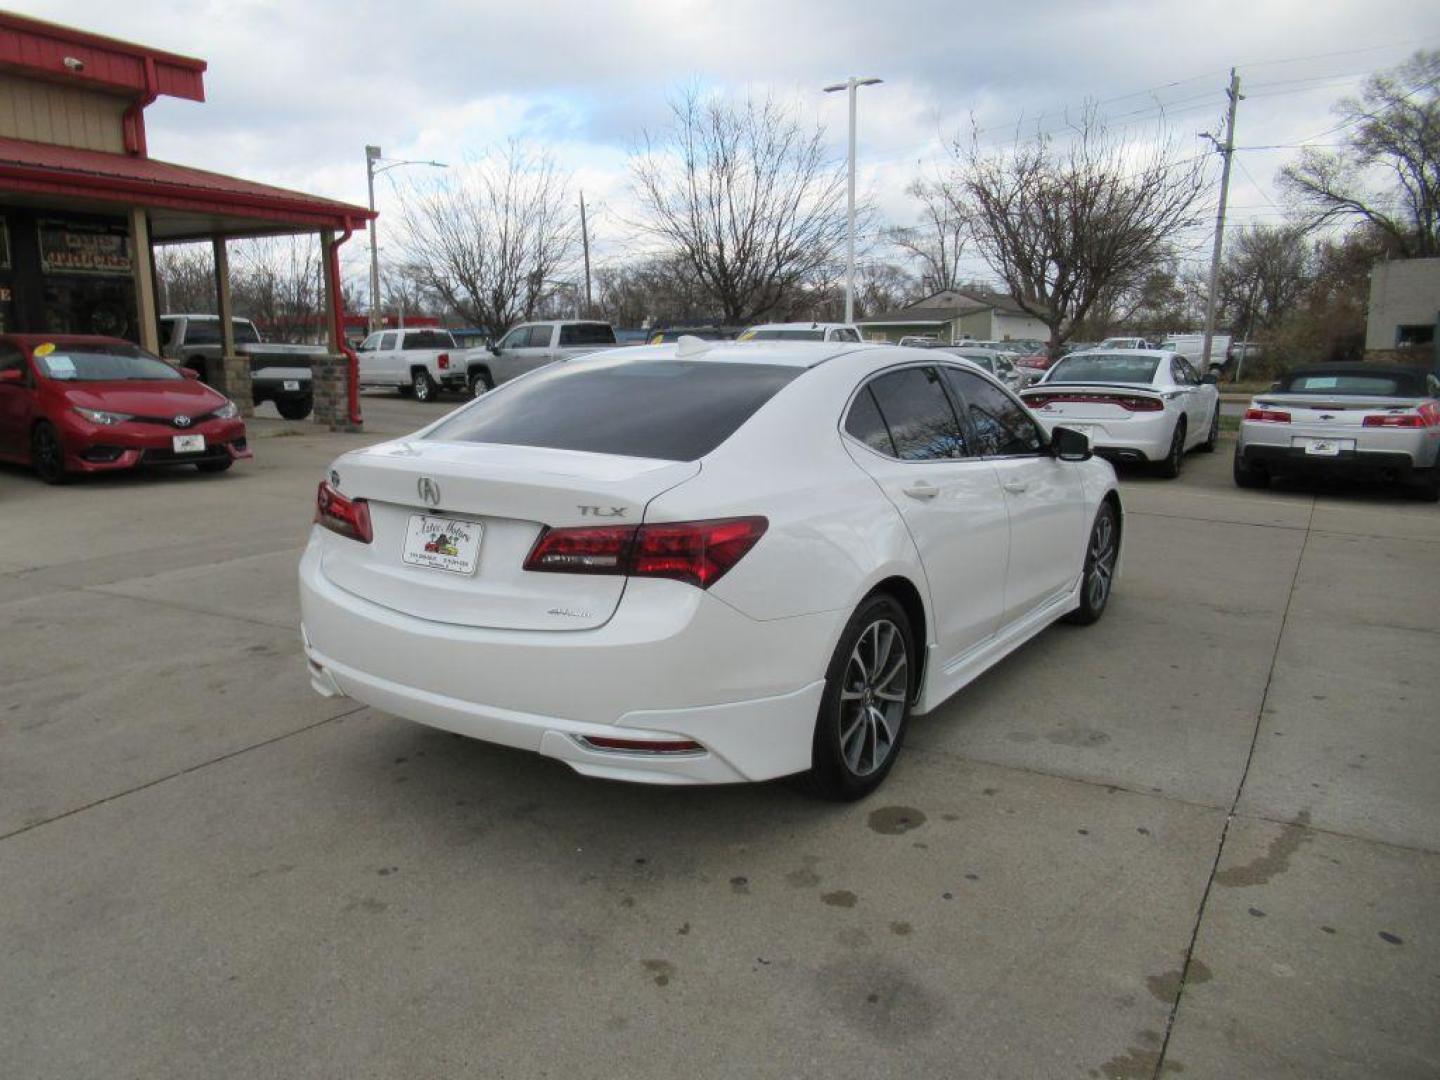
[
  {"xmin": 181, "ymin": 367, "xmax": 201, "ymax": 380},
  {"xmin": 489, "ymin": 344, "xmax": 501, "ymax": 356},
  {"xmin": 1201, "ymin": 373, "xmax": 1219, "ymax": 385},
  {"xmin": 1050, "ymin": 425, "xmax": 1092, "ymax": 462},
  {"xmin": 0, "ymin": 367, "xmax": 23, "ymax": 383}
]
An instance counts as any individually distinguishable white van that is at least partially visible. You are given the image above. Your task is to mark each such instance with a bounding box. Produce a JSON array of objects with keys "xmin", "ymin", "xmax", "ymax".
[{"xmin": 1160, "ymin": 333, "xmax": 1231, "ymax": 372}]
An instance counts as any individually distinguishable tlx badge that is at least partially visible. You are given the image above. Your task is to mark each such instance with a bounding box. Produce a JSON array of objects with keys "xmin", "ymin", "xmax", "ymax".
[{"xmin": 578, "ymin": 505, "xmax": 626, "ymax": 518}]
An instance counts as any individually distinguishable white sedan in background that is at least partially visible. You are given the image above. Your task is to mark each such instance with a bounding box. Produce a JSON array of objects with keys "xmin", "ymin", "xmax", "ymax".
[
  {"xmin": 1021, "ymin": 349, "xmax": 1221, "ymax": 477},
  {"xmin": 300, "ymin": 342, "xmax": 1122, "ymax": 799}
]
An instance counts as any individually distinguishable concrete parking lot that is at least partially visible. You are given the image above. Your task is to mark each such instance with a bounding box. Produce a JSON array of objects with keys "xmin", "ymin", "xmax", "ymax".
[{"xmin": 2, "ymin": 393, "xmax": 1437, "ymax": 1079}]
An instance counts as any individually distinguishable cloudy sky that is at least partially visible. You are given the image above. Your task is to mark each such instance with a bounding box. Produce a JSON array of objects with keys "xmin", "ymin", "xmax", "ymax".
[{"xmin": 25, "ymin": 0, "xmax": 1440, "ymax": 285}]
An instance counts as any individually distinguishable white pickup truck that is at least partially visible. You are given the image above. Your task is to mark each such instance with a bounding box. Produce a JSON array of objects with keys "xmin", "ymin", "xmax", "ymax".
[
  {"xmin": 354, "ymin": 327, "xmax": 466, "ymax": 402},
  {"xmin": 461, "ymin": 320, "xmax": 618, "ymax": 396}
]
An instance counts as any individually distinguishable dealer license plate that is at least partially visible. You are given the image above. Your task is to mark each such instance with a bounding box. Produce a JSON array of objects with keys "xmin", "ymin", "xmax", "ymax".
[
  {"xmin": 172, "ymin": 434, "xmax": 206, "ymax": 454},
  {"xmin": 1302, "ymin": 438, "xmax": 1341, "ymax": 456},
  {"xmin": 402, "ymin": 514, "xmax": 482, "ymax": 575},
  {"xmin": 283, "ymin": 379, "xmax": 301, "ymax": 391}
]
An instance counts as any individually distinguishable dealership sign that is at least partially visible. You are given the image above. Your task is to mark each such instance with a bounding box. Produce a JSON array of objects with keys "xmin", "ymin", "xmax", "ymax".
[{"xmin": 39, "ymin": 220, "xmax": 132, "ymax": 276}]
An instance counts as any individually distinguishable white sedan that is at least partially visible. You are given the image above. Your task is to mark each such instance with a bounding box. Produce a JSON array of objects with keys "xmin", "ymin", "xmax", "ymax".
[
  {"xmin": 1021, "ymin": 349, "xmax": 1221, "ymax": 477},
  {"xmin": 299, "ymin": 342, "xmax": 1122, "ymax": 799}
]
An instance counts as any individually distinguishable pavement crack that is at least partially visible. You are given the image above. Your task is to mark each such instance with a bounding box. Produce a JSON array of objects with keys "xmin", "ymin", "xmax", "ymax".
[
  {"xmin": 0, "ymin": 705, "xmax": 367, "ymax": 844},
  {"xmin": 1149, "ymin": 496, "xmax": 1315, "ymax": 1079}
]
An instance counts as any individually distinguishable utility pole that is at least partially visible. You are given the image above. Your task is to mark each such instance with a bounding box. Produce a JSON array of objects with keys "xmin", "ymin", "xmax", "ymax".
[
  {"xmin": 824, "ymin": 76, "xmax": 882, "ymax": 325},
  {"xmin": 1200, "ymin": 70, "xmax": 1242, "ymax": 375},
  {"xmin": 579, "ymin": 190, "xmax": 592, "ymax": 318},
  {"xmin": 365, "ymin": 145, "xmax": 382, "ymax": 335}
]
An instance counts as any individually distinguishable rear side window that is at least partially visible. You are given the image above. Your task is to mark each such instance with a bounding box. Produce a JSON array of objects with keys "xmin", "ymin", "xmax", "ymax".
[
  {"xmin": 944, "ymin": 368, "xmax": 1045, "ymax": 457},
  {"xmin": 426, "ymin": 358, "xmax": 802, "ymax": 461},
  {"xmin": 862, "ymin": 367, "xmax": 967, "ymax": 461},
  {"xmin": 844, "ymin": 386, "xmax": 895, "ymax": 456},
  {"xmin": 559, "ymin": 323, "xmax": 616, "ymax": 347},
  {"xmin": 184, "ymin": 320, "xmax": 221, "ymax": 345}
]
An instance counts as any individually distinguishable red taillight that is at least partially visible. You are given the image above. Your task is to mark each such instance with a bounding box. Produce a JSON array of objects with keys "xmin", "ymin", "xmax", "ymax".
[
  {"xmin": 315, "ymin": 481, "xmax": 373, "ymax": 543},
  {"xmin": 437, "ymin": 353, "xmax": 450, "ymax": 370},
  {"xmin": 1024, "ymin": 392, "xmax": 1162, "ymax": 412},
  {"xmin": 1245, "ymin": 408, "xmax": 1292, "ymax": 423},
  {"xmin": 1363, "ymin": 411, "xmax": 1429, "ymax": 428},
  {"xmin": 523, "ymin": 516, "xmax": 768, "ymax": 589},
  {"xmin": 580, "ymin": 736, "xmax": 704, "ymax": 754}
]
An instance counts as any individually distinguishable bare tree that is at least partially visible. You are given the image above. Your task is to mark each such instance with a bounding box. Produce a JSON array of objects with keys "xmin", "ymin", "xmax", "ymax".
[
  {"xmin": 1279, "ymin": 50, "xmax": 1440, "ymax": 257},
  {"xmin": 399, "ymin": 143, "xmax": 577, "ymax": 334},
  {"xmin": 154, "ymin": 243, "xmax": 216, "ymax": 315},
  {"xmin": 231, "ymin": 236, "xmax": 327, "ymax": 341},
  {"xmin": 887, "ymin": 177, "xmax": 968, "ymax": 294},
  {"xmin": 946, "ymin": 111, "xmax": 1209, "ymax": 355},
  {"xmin": 855, "ymin": 260, "xmax": 922, "ymax": 318},
  {"xmin": 629, "ymin": 90, "xmax": 850, "ymax": 324},
  {"xmin": 1218, "ymin": 223, "xmax": 1311, "ymax": 337}
]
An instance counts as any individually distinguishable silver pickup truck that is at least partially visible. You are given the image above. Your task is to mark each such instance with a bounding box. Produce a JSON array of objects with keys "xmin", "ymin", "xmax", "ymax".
[
  {"xmin": 160, "ymin": 314, "xmax": 321, "ymax": 420},
  {"xmin": 460, "ymin": 320, "xmax": 618, "ymax": 397}
]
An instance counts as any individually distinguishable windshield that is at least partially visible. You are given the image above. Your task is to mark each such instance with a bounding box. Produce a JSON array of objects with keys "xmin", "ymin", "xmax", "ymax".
[
  {"xmin": 740, "ymin": 329, "xmax": 824, "ymax": 341},
  {"xmin": 426, "ymin": 358, "xmax": 803, "ymax": 461},
  {"xmin": 34, "ymin": 342, "xmax": 183, "ymax": 382},
  {"xmin": 1047, "ymin": 353, "xmax": 1160, "ymax": 385}
]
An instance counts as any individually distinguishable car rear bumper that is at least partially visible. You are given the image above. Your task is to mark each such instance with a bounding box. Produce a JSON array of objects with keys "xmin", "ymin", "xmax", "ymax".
[
  {"xmin": 1239, "ymin": 424, "xmax": 1439, "ymax": 475},
  {"xmin": 1239, "ymin": 443, "xmax": 1428, "ymax": 477},
  {"xmin": 1035, "ymin": 411, "xmax": 1173, "ymax": 463},
  {"xmin": 298, "ymin": 537, "xmax": 837, "ymax": 784}
]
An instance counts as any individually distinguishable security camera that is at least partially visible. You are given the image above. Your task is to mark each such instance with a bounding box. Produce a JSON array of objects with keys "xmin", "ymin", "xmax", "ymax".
[{"xmin": 63, "ymin": 56, "xmax": 85, "ymax": 72}]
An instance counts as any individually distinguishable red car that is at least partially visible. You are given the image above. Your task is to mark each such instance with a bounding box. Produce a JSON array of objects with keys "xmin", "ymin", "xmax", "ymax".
[
  {"xmin": 0, "ymin": 334, "xmax": 252, "ymax": 484},
  {"xmin": 1015, "ymin": 351, "xmax": 1056, "ymax": 373}
]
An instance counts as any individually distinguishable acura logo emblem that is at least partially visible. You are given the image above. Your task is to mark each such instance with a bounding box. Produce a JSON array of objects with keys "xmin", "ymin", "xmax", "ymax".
[
  {"xmin": 417, "ymin": 477, "xmax": 441, "ymax": 507},
  {"xmin": 174, "ymin": 415, "xmax": 192, "ymax": 428}
]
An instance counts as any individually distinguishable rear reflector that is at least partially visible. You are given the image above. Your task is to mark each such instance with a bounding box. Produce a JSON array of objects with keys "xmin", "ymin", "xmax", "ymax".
[
  {"xmin": 315, "ymin": 480, "xmax": 373, "ymax": 543},
  {"xmin": 1025, "ymin": 392, "xmax": 1163, "ymax": 412},
  {"xmin": 524, "ymin": 516, "xmax": 768, "ymax": 589},
  {"xmin": 1244, "ymin": 408, "xmax": 1291, "ymax": 423},
  {"xmin": 579, "ymin": 736, "xmax": 704, "ymax": 755}
]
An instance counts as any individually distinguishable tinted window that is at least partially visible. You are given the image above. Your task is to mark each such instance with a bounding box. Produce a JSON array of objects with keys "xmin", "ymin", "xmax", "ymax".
[
  {"xmin": 559, "ymin": 323, "xmax": 616, "ymax": 347},
  {"xmin": 945, "ymin": 367, "xmax": 1044, "ymax": 456},
  {"xmin": 426, "ymin": 358, "xmax": 802, "ymax": 461},
  {"xmin": 743, "ymin": 329, "xmax": 824, "ymax": 341},
  {"xmin": 184, "ymin": 319, "xmax": 221, "ymax": 345},
  {"xmin": 378, "ymin": 333, "xmax": 397, "ymax": 350},
  {"xmin": 830, "ymin": 328, "xmax": 861, "ymax": 342},
  {"xmin": 844, "ymin": 385, "xmax": 896, "ymax": 456},
  {"xmin": 1047, "ymin": 353, "xmax": 1160, "ymax": 385},
  {"xmin": 233, "ymin": 320, "xmax": 261, "ymax": 345},
  {"xmin": 404, "ymin": 330, "xmax": 451, "ymax": 350},
  {"xmin": 867, "ymin": 367, "xmax": 967, "ymax": 461}
]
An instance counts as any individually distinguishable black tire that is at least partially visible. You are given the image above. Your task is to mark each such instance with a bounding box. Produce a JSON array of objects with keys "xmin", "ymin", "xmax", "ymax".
[
  {"xmin": 469, "ymin": 369, "xmax": 494, "ymax": 398},
  {"xmin": 1064, "ymin": 502, "xmax": 1119, "ymax": 626},
  {"xmin": 196, "ymin": 458, "xmax": 234, "ymax": 474},
  {"xmin": 1155, "ymin": 419, "xmax": 1186, "ymax": 479},
  {"xmin": 275, "ymin": 396, "xmax": 312, "ymax": 421},
  {"xmin": 1233, "ymin": 447, "xmax": 1270, "ymax": 489},
  {"xmin": 1407, "ymin": 467, "xmax": 1440, "ymax": 503},
  {"xmin": 803, "ymin": 594, "xmax": 916, "ymax": 801},
  {"xmin": 31, "ymin": 422, "xmax": 69, "ymax": 484},
  {"xmin": 411, "ymin": 369, "xmax": 436, "ymax": 403},
  {"xmin": 1198, "ymin": 403, "xmax": 1220, "ymax": 453}
]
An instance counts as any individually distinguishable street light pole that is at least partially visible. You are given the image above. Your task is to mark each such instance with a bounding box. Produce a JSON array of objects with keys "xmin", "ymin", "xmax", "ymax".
[
  {"xmin": 363, "ymin": 148, "xmax": 447, "ymax": 335},
  {"xmin": 824, "ymin": 76, "xmax": 882, "ymax": 325}
]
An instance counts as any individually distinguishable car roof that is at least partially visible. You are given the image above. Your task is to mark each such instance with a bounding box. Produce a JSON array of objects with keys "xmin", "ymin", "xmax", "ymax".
[
  {"xmin": 744, "ymin": 322, "xmax": 853, "ymax": 330},
  {"xmin": 1061, "ymin": 348, "xmax": 1172, "ymax": 359},
  {"xmin": 1282, "ymin": 364, "xmax": 1433, "ymax": 394},
  {"xmin": 600, "ymin": 340, "xmax": 872, "ymax": 369}
]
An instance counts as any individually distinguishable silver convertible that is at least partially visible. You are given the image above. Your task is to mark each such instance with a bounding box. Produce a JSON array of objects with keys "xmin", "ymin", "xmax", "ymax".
[
  {"xmin": 1235, "ymin": 364, "xmax": 1440, "ymax": 501},
  {"xmin": 1019, "ymin": 349, "xmax": 1221, "ymax": 478}
]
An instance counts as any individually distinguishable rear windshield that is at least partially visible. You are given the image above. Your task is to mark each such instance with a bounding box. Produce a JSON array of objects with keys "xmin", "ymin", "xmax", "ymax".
[
  {"xmin": 1047, "ymin": 354, "xmax": 1159, "ymax": 384},
  {"xmin": 34, "ymin": 342, "xmax": 182, "ymax": 382},
  {"xmin": 425, "ymin": 358, "xmax": 803, "ymax": 461},
  {"xmin": 1283, "ymin": 372, "xmax": 1422, "ymax": 397},
  {"xmin": 741, "ymin": 329, "xmax": 824, "ymax": 341},
  {"xmin": 558, "ymin": 323, "xmax": 616, "ymax": 347}
]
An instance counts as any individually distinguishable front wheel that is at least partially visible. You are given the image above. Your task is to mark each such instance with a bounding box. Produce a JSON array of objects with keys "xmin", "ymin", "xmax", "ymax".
[
  {"xmin": 31, "ymin": 422, "xmax": 69, "ymax": 484},
  {"xmin": 1155, "ymin": 420, "xmax": 1186, "ymax": 479},
  {"xmin": 469, "ymin": 369, "xmax": 494, "ymax": 398},
  {"xmin": 196, "ymin": 458, "xmax": 233, "ymax": 474},
  {"xmin": 411, "ymin": 369, "xmax": 436, "ymax": 403},
  {"xmin": 275, "ymin": 397, "xmax": 312, "ymax": 420},
  {"xmin": 803, "ymin": 595, "xmax": 915, "ymax": 801},
  {"xmin": 1064, "ymin": 502, "xmax": 1119, "ymax": 626}
]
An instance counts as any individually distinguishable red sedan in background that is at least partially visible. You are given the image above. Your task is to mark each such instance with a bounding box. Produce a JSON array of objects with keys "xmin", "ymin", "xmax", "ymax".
[{"xmin": 0, "ymin": 334, "xmax": 251, "ymax": 484}]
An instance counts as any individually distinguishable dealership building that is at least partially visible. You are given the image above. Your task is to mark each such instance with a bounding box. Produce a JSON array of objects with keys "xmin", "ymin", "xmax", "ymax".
[{"xmin": 0, "ymin": 12, "xmax": 374, "ymax": 426}]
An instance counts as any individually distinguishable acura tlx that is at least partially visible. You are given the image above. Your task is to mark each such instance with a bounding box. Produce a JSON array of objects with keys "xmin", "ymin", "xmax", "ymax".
[{"xmin": 299, "ymin": 340, "xmax": 1122, "ymax": 799}]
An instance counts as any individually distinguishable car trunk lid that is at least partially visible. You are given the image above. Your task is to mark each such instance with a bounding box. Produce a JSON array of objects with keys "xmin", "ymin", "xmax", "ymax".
[
  {"xmin": 1253, "ymin": 394, "xmax": 1426, "ymax": 429},
  {"xmin": 320, "ymin": 439, "xmax": 699, "ymax": 630},
  {"xmin": 1022, "ymin": 384, "xmax": 1166, "ymax": 420}
]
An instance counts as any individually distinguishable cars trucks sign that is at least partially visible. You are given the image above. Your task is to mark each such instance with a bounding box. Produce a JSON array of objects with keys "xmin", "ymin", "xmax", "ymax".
[{"xmin": 38, "ymin": 220, "xmax": 132, "ymax": 276}]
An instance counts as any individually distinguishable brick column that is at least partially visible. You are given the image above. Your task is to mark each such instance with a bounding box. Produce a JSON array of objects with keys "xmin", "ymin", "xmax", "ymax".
[
  {"xmin": 210, "ymin": 355, "xmax": 254, "ymax": 416},
  {"xmin": 312, "ymin": 354, "xmax": 362, "ymax": 432}
]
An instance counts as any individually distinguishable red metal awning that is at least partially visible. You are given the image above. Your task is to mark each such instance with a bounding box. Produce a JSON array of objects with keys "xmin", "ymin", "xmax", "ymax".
[{"xmin": 0, "ymin": 136, "xmax": 373, "ymax": 239}]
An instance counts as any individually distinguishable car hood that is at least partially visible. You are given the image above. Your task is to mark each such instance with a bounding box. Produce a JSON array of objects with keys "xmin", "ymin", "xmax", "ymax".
[{"xmin": 59, "ymin": 380, "xmax": 228, "ymax": 416}]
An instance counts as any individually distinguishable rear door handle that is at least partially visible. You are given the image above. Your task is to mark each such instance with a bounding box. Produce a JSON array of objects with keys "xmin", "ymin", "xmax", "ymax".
[
  {"xmin": 1002, "ymin": 481, "xmax": 1029, "ymax": 495},
  {"xmin": 903, "ymin": 481, "xmax": 939, "ymax": 501}
]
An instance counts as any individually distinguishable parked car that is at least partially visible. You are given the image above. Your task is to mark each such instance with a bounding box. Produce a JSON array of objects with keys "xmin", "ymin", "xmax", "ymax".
[
  {"xmin": 1097, "ymin": 337, "xmax": 1152, "ymax": 350},
  {"xmin": 354, "ymin": 327, "xmax": 465, "ymax": 402},
  {"xmin": 299, "ymin": 343, "xmax": 1120, "ymax": 799},
  {"xmin": 1060, "ymin": 341, "xmax": 1097, "ymax": 355},
  {"xmin": 1159, "ymin": 333, "xmax": 1232, "ymax": 373},
  {"xmin": 932, "ymin": 345, "xmax": 1030, "ymax": 390},
  {"xmin": 1021, "ymin": 349, "xmax": 1220, "ymax": 477},
  {"xmin": 957, "ymin": 339, "xmax": 1027, "ymax": 354},
  {"xmin": 1014, "ymin": 351, "xmax": 1058, "ymax": 376},
  {"xmin": 0, "ymin": 334, "xmax": 251, "ymax": 483},
  {"xmin": 897, "ymin": 335, "xmax": 939, "ymax": 348},
  {"xmin": 648, "ymin": 327, "xmax": 736, "ymax": 344},
  {"xmin": 160, "ymin": 314, "xmax": 321, "ymax": 420},
  {"xmin": 1234, "ymin": 364, "xmax": 1440, "ymax": 500},
  {"xmin": 463, "ymin": 320, "xmax": 619, "ymax": 396},
  {"xmin": 737, "ymin": 322, "xmax": 864, "ymax": 343}
]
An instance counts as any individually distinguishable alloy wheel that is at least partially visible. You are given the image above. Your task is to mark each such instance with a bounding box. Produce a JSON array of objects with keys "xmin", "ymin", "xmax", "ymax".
[
  {"xmin": 838, "ymin": 619, "xmax": 909, "ymax": 777},
  {"xmin": 1086, "ymin": 510, "xmax": 1118, "ymax": 611}
]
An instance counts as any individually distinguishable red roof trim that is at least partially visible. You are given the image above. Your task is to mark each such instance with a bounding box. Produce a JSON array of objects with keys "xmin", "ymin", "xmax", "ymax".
[{"xmin": 0, "ymin": 12, "xmax": 205, "ymax": 103}]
